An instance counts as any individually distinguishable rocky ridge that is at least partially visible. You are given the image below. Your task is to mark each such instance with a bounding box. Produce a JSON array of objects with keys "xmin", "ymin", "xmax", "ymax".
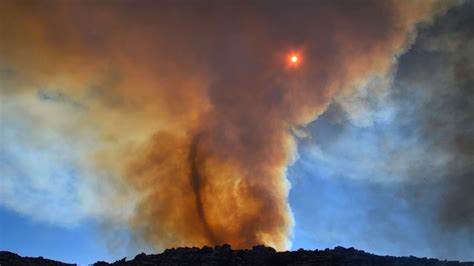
[{"xmin": 1, "ymin": 245, "xmax": 472, "ymax": 266}]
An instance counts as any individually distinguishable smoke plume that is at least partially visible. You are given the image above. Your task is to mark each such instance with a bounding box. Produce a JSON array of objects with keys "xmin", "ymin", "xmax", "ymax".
[
  {"xmin": 290, "ymin": 2, "xmax": 473, "ymax": 260},
  {"xmin": 0, "ymin": 0, "xmax": 459, "ymax": 251}
]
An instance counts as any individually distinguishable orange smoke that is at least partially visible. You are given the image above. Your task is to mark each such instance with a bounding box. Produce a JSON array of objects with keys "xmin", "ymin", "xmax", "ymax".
[{"xmin": 0, "ymin": 0, "xmax": 458, "ymax": 251}]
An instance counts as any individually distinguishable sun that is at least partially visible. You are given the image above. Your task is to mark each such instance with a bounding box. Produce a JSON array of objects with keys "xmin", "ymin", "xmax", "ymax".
[{"xmin": 288, "ymin": 53, "xmax": 300, "ymax": 67}]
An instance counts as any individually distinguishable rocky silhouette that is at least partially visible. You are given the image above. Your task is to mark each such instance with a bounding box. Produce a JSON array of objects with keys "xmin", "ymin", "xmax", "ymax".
[
  {"xmin": 1, "ymin": 245, "xmax": 472, "ymax": 266},
  {"xmin": 0, "ymin": 251, "xmax": 74, "ymax": 266}
]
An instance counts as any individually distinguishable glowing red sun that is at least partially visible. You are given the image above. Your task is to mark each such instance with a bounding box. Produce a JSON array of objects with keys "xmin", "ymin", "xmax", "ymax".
[{"xmin": 288, "ymin": 53, "xmax": 300, "ymax": 67}]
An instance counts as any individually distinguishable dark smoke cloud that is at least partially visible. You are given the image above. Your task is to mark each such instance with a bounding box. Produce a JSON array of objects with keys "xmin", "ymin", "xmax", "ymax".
[
  {"xmin": 291, "ymin": 1, "xmax": 473, "ymax": 260},
  {"xmin": 0, "ymin": 0, "xmax": 459, "ymax": 252},
  {"xmin": 395, "ymin": 1, "xmax": 474, "ymax": 233}
]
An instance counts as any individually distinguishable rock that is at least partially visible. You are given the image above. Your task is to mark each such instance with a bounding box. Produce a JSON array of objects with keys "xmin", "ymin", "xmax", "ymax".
[
  {"xmin": 1, "ymin": 247, "xmax": 472, "ymax": 266},
  {"xmin": 133, "ymin": 252, "xmax": 147, "ymax": 261},
  {"xmin": 0, "ymin": 251, "xmax": 76, "ymax": 266}
]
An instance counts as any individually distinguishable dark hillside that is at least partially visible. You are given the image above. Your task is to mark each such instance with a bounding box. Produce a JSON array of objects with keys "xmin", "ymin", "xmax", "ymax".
[{"xmin": 3, "ymin": 245, "xmax": 471, "ymax": 266}]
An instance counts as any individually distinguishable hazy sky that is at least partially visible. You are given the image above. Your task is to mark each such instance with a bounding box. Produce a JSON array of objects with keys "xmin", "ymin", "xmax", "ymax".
[{"xmin": 1, "ymin": 1, "xmax": 473, "ymax": 264}]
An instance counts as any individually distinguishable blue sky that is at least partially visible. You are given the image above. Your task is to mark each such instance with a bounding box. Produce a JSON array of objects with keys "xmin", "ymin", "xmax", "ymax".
[{"xmin": 0, "ymin": 208, "xmax": 112, "ymax": 265}]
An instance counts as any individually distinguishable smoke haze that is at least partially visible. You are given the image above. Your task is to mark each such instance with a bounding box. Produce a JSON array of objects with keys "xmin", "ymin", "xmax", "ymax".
[
  {"xmin": 0, "ymin": 0, "xmax": 466, "ymax": 255},
  {"xmin": 290, "ymin": 2, "xmax": 473, "ymax": 260}
]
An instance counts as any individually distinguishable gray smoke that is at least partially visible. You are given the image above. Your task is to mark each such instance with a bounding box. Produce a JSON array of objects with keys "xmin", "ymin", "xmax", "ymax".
[{"xmin": 290, "ymin": 1, "xmax": 473, "ymax": 260}]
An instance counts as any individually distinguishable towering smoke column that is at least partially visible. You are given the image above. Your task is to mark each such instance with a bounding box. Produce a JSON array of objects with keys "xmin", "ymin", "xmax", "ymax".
[{"xmin": 0, "ymin": 0, "xmax": 459, "ymax": 251}]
